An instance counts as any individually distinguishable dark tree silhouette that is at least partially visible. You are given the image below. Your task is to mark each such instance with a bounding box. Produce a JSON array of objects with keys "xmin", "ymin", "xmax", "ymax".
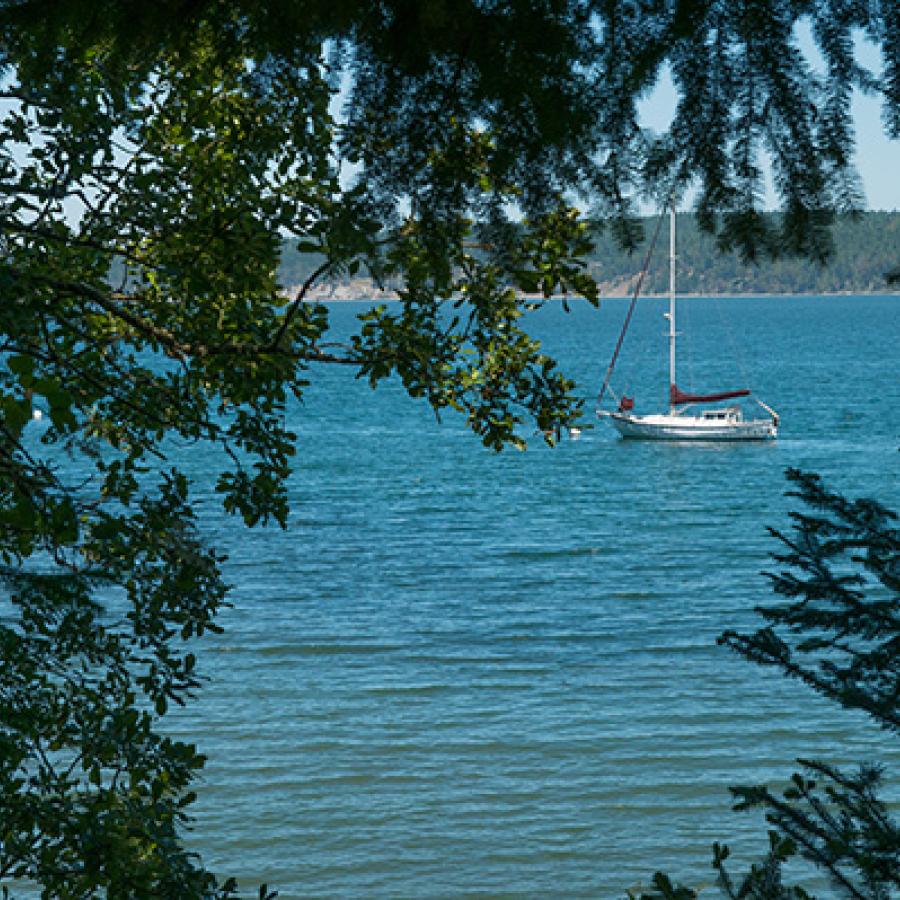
[{"xmin": 633, "ymin": 470, "xmax": 899, "ymax": 898}]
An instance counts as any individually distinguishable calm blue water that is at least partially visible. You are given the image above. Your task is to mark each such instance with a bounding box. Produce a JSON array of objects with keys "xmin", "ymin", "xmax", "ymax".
[{"xmin": 162, "ymin": 296, "xmax": 898, "ymax": 898}]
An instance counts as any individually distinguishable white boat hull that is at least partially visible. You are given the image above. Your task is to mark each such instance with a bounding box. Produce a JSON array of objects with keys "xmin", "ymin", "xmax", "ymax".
[{"xmin": 606, "ymin": 411, "xmax": 777, "ymax": 441}]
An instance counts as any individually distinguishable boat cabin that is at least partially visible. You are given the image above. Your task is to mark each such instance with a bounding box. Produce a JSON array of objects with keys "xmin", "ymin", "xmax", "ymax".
[{"xmin": 700, "ymin": 406, "xmax": 744, "ymax": 423}]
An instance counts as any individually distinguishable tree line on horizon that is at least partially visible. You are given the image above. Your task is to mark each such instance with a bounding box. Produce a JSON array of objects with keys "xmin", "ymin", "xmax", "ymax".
[{"xmin": 279, "ymin": 211, "xmax": 900, "ymax": 296}]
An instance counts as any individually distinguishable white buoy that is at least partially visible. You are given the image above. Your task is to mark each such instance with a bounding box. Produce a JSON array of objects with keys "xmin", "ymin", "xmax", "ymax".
[{"xmin": 31, "ymin": 408, "xmax": 43, "ymax": 421}]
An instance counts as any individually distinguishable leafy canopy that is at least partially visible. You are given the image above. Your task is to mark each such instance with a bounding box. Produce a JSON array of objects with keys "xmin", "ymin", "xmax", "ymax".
[{"xmin": 0, "ymin": 1, "xmax": 898, "ymax": 896}]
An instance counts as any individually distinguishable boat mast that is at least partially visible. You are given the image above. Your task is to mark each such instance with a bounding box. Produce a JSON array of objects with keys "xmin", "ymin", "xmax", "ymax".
[
  {"xmin": 667, "ymin": 206, "xmax": 677, "ymax": 413},
  {"xmin": 595, "ymin": 210, "xmax": 670, "ymax": 410}
]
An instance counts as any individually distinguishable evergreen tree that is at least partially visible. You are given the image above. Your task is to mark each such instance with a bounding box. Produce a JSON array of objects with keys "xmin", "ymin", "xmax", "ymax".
[{"xmin": 632, "ymin": 470, "xmax": 899, "ymax": 898}]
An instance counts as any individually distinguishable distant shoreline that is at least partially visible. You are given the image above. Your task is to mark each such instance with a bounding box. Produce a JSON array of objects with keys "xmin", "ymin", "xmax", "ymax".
[
  {"xmin": 280, "ymin": 212, "xmax": 900, "ymax": 299},
  {"xmin": 622, "ymin": 290, "xmax": 900, "ymax": 299},
  {"xmin": 295, "ymin": 287, "xmax": 900, "ymax": 302}
]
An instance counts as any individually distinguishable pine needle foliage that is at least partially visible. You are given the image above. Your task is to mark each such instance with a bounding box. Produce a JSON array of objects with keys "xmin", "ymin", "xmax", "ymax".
[
  {"xmin": 632, "ymin": 470, "xmax": 899, "ymax": 898},
  {"xmin": 723, "ymin": 469, "xmax": 899, "ymax": 735}
]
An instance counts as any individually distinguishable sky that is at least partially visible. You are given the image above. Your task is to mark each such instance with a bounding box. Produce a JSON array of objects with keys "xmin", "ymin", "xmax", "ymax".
[
  {"xmin": 5, "ymin": 24, "xmax": 897, "ymax": 220},
  {"xmin": 636, "ymin": 28, "xmax": 899, "ymax": 212}
]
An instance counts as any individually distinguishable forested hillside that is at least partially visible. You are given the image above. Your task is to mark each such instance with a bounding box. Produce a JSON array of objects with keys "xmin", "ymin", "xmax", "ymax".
[
  {"xmin": 279, "ymin": 212, "xmax": 900, "ymax": 296},
  {"xmin": 586, "ymin": 211, "xmax": 900, "ymax": 295}
]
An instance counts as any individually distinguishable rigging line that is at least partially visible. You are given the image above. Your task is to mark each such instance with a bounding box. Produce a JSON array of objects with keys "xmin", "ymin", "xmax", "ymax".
[{"xmin": 596, "ymin": 207, "xmax": 670, "ymax": 408}]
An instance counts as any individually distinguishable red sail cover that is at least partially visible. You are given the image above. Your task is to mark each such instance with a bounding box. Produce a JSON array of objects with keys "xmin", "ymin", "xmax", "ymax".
[{"xmin": 670, "ymin": 384, "xmax": 750, "ymax": 405}]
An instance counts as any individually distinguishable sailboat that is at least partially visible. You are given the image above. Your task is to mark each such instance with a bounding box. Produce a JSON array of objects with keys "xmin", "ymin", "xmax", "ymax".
[{"xmin": 597, "ymin": 208, "xmax": 779, "ymax": 441}]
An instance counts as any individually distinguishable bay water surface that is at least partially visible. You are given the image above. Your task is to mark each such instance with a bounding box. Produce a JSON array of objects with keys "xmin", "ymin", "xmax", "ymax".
[{"xmin": 172, "ymin": 295, "xmax": 899, "ymax": 897}]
